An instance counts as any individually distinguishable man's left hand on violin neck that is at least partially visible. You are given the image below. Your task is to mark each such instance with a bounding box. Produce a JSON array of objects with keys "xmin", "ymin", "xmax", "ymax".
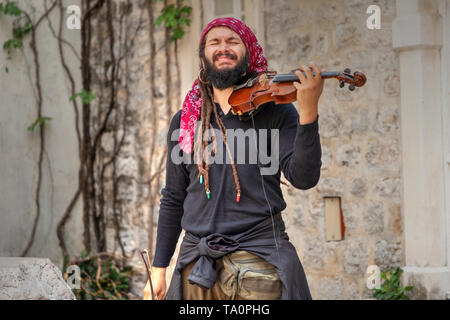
[{"xmin": 293, "ymin": 62, "xmax": 325, "ymax": 125}]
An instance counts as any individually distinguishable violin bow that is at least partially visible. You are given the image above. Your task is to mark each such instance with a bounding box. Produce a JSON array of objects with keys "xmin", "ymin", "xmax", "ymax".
[{"xmin": 140, "ymin": 249, "xmax": 155, "ymax": 300}]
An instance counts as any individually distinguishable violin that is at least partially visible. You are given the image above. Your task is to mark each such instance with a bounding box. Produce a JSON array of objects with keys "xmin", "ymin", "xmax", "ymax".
[{"xmin": 228, "ymin": 68, "xmax": 367, "ymax": 116}]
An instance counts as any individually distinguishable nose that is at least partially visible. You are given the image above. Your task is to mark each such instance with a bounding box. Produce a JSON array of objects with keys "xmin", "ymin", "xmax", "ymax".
[{"xmin": 217, "ymin": 40, "xmax": 231, "ymax": 53}]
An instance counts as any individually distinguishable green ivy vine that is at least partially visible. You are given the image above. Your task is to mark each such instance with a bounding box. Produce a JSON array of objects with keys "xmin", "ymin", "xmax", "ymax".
[
  {"xmin": 0, "ymin": 1, "xmax": 52, "ymax": 133},
  {"xmin": 70, "ymin": 89, "xmax": 97, "ymax": 104},
  {"xmin": 154, "ymin": 0, "xmax": 192, "ymax": 41},
  {"xmin": 1, "ymin": 2, "xmax": 98, "ymax": 131},
  {"xmin": 27, "ymin": 116, "xmax": 52, "ymax": 132},
  {"xmin": 0, "ymin": 1, "xmax": 32, "ymax": 70}
]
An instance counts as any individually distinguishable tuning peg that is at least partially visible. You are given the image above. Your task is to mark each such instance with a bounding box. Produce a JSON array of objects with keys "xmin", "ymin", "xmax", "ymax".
[
  {"xmin": 339, "ymin": 81, "xmax": 345, "ymax": 88},
  {"xmin": 348, "ymin": 84, "xmax": 355, "ymax": 91},
  {"xmin": 344, "ymin": 68, "xmax": 351, "ymax": 74}
]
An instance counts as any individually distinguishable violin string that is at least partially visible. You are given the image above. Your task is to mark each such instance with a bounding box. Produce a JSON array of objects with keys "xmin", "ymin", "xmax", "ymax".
[{"xmin": 250, "ymin": 112, "xmax": 281, "ymax": 262}]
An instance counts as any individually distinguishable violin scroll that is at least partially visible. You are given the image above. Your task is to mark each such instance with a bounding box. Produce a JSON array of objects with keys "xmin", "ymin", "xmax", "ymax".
[{"xmin": 338, "ymin": 68, "xmax": 367, "ymax": 91}]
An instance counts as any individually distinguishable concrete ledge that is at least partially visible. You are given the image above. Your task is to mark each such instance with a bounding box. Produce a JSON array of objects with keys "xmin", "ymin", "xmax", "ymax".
[
  {"xmin": 402, "ymin": 266, "xmax": 450, "ymax": 299},
  {"xmin": 0, "ymin": 257, "xmax": 75, "ymax": 300}
]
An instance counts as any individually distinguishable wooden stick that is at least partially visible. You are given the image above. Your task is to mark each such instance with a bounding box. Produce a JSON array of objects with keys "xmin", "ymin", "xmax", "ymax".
[{"xmin": 140, "ymin": 249, "xmax": 155, "ymax": 300}]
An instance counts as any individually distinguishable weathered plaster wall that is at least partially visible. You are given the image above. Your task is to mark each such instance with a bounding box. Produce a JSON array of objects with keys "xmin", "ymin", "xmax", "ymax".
[{"xmin": 0, "ymin": 0, "xmax": 83, "ymax": 265}]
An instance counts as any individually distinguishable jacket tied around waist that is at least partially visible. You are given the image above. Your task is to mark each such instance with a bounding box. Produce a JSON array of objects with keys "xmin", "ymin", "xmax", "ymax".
[{"xmin": 165, "ymin": 213, "xmax": 313, "ymax": 300}]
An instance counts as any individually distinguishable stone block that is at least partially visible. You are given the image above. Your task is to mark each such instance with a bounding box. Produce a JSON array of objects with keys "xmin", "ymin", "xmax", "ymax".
[
  {"xmin": 292, "ymin": 204, "xmax": 306, "ymax": 227},
  {"xmin": 315, "ymin": 31, "xmax": 329, "ymax": 54},
  {"xmin": 373, "ymin": 239, "xmax": 403, "ymax": 271},
  {"xmin": 363, "ymin": 201, "xmax": 384, "ymax": 234},
  {"xmin": 333, "ymin": 24, "xmax": 361, "ymax": 49},
  {"xmin": 302, "ymin": 236, "xmax": 327, "ymax": 269},
  {"xmin": 374, "ymin": 104, "xmax": 399, "ymax": 134},
  {"xmin": 373, "ymin": 176, "xmax": 400, "ymax": 197},
  {"xmin": 345, "ymin": 107, "xmax": 369, "ymax": 134},
  {"xmin": 287, "ymin": 33, "xmax": 312, "ymax": 59},
  {"xmin": 343, "ymin": 278, "xmax": 361, "ymax": 300},
  {"xmin": 343, "ymin": 240, "xmax": 368, "ymax": 274},
  {"xmin": 0, "ymin": 258, "xmax": 75, "ymax": 300},
  {"xmin": 321, "ymin": 144, "xmax": 332, "ymax": 170},
  {"xmin": 365, "ymin": 139, "xmax": 400, "ymax": 170},
  {"xmin": 342, "ymin": 202, "xmax": 362, "ymax": 236},
  {"xmin": 316, "ymin": 2, "xmax": 343, "ymax": 24},
  {"xmin": 316, "ymin": 277, "xmax": 344, "ymax": 300},
  {"xmin": 350, "ymin": 177, "xmax": 367, "ymax": 198},
  {"xmin": 318, "ymin": 110, "xmax": 342, "ymax": 138},
  {"xmin": 384, "ymin": 72, "xmax": 400, "ymax": 96},
  {"xmin": 336, "ymin": 144, "xmax": 361, "ymax": 167},
  {"xmin": 316, "ymin": 177, "xmax": 345, "ymax": 197}
]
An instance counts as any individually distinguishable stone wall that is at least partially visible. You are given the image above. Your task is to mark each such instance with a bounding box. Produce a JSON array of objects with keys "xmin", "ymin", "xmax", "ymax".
[
  {"xmin": 87, "ymin": 0, "xmax": 183, "ymax": 297},
  {"xmin": 263, "ymin": 0, "xmax": 402, "ymax": 299}
]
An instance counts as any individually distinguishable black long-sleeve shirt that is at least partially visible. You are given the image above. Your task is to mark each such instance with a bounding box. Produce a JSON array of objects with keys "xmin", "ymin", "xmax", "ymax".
[{"xmin": 153, "ymin": 101, "xmax": 322, "ymax": 268}]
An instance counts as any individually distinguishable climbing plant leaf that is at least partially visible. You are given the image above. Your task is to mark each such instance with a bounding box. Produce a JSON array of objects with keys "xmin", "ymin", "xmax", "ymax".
[
  {"xmin": 1, "ymin": 2, "xmax": 32, "ymax": 67},
  {"xmin": 371, "ymin": 267, "xmax": 413, "ymax": 300},
  {"xmin": 154, "ymin": 0, "xmax": 192, "ymax": 41},
  {"xmin": 70, "ymin": 90, "xmax": 97, "ymax": 104},
  {"xmin": 0, "ymin": 2, "xmax": 22, "ymax": 16},
  {"xmin": 27, "ymin": 116, "xmax": 52, "ymax": 132}
]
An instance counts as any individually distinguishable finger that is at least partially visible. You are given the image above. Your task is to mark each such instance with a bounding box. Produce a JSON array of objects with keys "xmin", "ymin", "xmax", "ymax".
[
  {"xmin": 300, "ymin": 64, "xmax": 313, "ymax": 81},
  {"xmin": 156, "ymin": 288, "xmax": 165, "ymax": 300},
  {"xmin": 310, "ymin": 63, "xmax": 322, "ymax": 80},
  {"xmin": 293, "ymin": 81, "xmax": 301, "ymax": 89},
  {"xmin": 294, "ymin": 70, "xmax": 306, "ymax": 84}
]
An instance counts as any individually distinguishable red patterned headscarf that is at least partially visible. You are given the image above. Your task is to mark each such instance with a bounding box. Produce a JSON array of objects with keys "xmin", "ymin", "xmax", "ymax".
[{"xmin": 178, "ymin": 17, "xmax": 268, "ymax": 154}]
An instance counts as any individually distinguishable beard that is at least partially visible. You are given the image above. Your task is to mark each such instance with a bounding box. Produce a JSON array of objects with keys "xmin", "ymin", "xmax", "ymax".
[{"xmin": 204, "ymin": 51, "xmax": 250, "ymax": 90}]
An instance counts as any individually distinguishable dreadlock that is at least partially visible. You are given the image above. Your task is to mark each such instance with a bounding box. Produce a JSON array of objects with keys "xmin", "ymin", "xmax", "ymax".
[{"xmin": 194, "ymin": 38, "xmax": 242, "ymax": 203}]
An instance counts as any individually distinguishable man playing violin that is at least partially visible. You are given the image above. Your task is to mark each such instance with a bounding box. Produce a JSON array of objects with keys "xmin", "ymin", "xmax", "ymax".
[{"xmin": 144, "ymin": 17, "xmax": 323, "ymax": 300}]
